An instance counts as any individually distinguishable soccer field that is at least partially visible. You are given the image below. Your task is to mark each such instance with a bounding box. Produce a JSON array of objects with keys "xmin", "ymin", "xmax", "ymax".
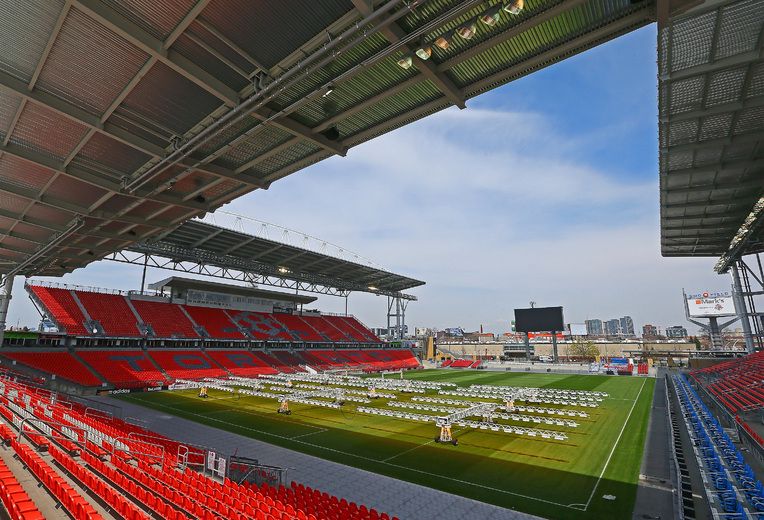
[{"xmin": 118, "ymin": 370, "xmax": 655, "ymax": 520}]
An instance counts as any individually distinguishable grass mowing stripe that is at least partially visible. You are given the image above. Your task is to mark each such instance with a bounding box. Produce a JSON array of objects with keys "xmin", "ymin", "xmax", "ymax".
[{"xmin": 583, "ymin": 377, "xmax": 646, "ymax": 510}]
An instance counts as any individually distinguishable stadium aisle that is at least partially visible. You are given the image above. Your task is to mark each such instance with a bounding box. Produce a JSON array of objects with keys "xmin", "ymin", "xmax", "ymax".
[
  {"xmin": 99, "ymin": 397, "xmax": 539, "ymax": 520},
  {"xmin": 632, "ymin": 370, "xmax": 675, "ymax": 519}
]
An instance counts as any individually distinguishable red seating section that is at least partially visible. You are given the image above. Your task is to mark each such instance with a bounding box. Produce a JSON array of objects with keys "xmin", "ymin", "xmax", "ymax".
[
  {"xmin": 299, "ymin": 315, "xmax": 347, "ymax": 342},
  {"xmin": 11, "ymin": 440, "xmax": 103, "ymax": 520},
  {"xmin": 182, "ymin": 305, "xmax": 244, "ymax": 339},
  {"xmin": 448, "ymin": 359, "xmax": 474, "ymax": 368},
  {"xmin": 0, "ymin": 379, "xmax": 397, "ymax": 520},
  {"xmin": 691, "ymin": 351, "xmax": 764, "ymax": 414},
  {"xmin": 205, "ymin": 350, "xmax": 278, "ymax": 377},
  {"xmin": 27, "ymin": 283, "xmax": 382, "ymax": 344},
  {"xmin": 3, "ymin": 348, "xmax": 419, "ymax": 387},
  {"xmin": 268, "ymin": 351, "xmax": 307, "ymax": 373},
  {"xmin": 228, "ymin": 311, "xmax": 295, "ymax": 341},
  {"xmin": 147, "ymin": 350, "xmax": 228, "ymax": 379},
  {"xmin": 0, "ymin": 456, "xmax": 44, "ymax": 520},
  {"xmin": 27, "ymin": 285, "xmax": 88, "ymax": 335},
  {"xmin": 2, "ymin": 351, "xmax": 101, "ymax": 386},
  {"xmin": 76, "ymin": 291, "xmax": 140, "ymax": 337},
  {"xmin": 131, "ymin": 299, "xmax": 198, "ymax": 338},
  {"xmin": 341, "ymin": 316, "xmax": 381, "ymax": 343},
  {"xmin": 272, "ymin": 314, "xmax": 323, "ymax": 342},
  {"xmin": 323, "ymin": 316, "xmax": 366, "ymax": 342},
  {"xmin": 77, "ymin": 350, "xmax": 169, "ymax": 388}
]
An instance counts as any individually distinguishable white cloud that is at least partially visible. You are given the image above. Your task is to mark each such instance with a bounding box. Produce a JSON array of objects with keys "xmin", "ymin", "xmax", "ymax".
[{"xmin": 8, "ymin": 108, "xmax": 729, "ymax": 335}]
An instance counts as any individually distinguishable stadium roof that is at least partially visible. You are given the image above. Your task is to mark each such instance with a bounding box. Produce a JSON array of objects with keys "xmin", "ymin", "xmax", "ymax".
[
  {"xmin": 148, "ymin": 276, "xmax": 318, "ymax": 304},
  {"xmin": 114, "ymin": 219, "xmax": 425, "ymax": 299},
  {"xmin": 658, "ymin": 0, "xmax": 764, "ymax": 271},
  {"xmin": 0, "ymin": 0, "xmax": 654, "ymax": 279}
]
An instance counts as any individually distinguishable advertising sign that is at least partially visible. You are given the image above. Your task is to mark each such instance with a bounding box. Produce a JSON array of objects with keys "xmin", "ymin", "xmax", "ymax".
[{"xmin": 686, "ymin": 290, "xmax": 736, "ymax": 318}]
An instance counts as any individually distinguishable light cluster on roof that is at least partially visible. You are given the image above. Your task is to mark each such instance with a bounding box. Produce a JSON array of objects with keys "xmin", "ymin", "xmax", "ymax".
[
  {"xmin": 715, "ymin": 196, "xmax": 764, "ymax": 273},
  {"xmin": 397, "ymin": 0, "xmax": 524, "ymax": 69}
]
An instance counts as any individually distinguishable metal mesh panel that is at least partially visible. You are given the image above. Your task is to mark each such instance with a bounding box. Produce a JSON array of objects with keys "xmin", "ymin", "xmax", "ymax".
[
  {"xmin": 36, "ymin": 9, "xmax": 149, "ymax": 116},
  {"xmin": 698, "ymin": 113, "xmax": 733, "ymax": 141},
  {"xmin": 12, "ymin": 223, "xmax": 50, "ymax": 242},
  {"xmin": 0, "ymin": 194, "xmax": 30, "ymax": 215},
  {"xmin": 449, "ymin": 2, "xmax": 595, "ymax": 87},
  {"xmin": 668, "ymin": 120, "xmax": 699, "ymax": 146},
  {"xmin": 199, "ymin": 0, "xmax": 353, "ymax": 69},
  {"xmin": 43, "ymin": 176, "xmax": 106, "ymax": 208},
  {"xmin": 25, "ymin": 203, "xmax": 75, "ymax": 224},
  {"xmin": 745, "ymin": 63, "xmax": 764, "ymax": 98},
  {"xmin": 9, "ymin": 102, "xmax": 87, "ymax": 161},
  {"xmin": 658, "ymin": 26, "xmax": 670, "ymax": 77},
  {"xmin": 669, "ymin": 76, "xmax": 704, "ymax": 113},
  {"xmin": 195, "ymin": 116, "xmax": 261, "ymax": 159},
  {"xmin": 0, "ymin": 0, "xmax": 65, "ymax": 83},
  {"xmin": 341, "ymin": 82, "xmax": 442, "ymax": 137},
  {"xmin": 722, "ymin": 143, "xmax": 756, "ymax": 162},
  {"xmin": 73, "ymin": 132, "xmax": 152, "ymax": 177},
  {"xmin": 167, "ymin": 171, "xmax": 212, "ymax": 195},
  {"xmin": 748, "ymin": 63, "xmax": 764, "ymax": 98},
  {"xmin": 202, "ymin": 180, "xmax": 239, "ymax": 201},
  {"xmin": 119, "ymin": 61, "xmax": 221, "ymax": 135},
  {"xmin": 0, "ymin": 154, "xmax": 54, "ymax": 192},
  {"xmin": 667, "ymin": 150, "xmax": 694, "ymax": 170},
  {"xmin": 706, "ymin": 67, "xmax": 747, "ymax": 107},
  {"xmin": 259, "ymin": 142, "xmax": 321, "ymax": 176},
  {"xmin": 0, "ymin": 91, "xmax": 23, "ymax": 141},
  {"xmin": 715, "ymin": 0, "xmax": 764, "ymax": 60},
  {"xmin": 733, "ymin": 105, "xmax": 764, "ymax": 134},
  {"xmin": 101, "ymin": 0, "xmax": 199, "ymax": 41},
  {"xmin": 693, "ymin": 146, "xmax": 723, "ymax": 166},
  {"xmin": 171, "ymin": 33, "xmax": 250, "ymax": 92},
  {"xmin": 221, "ymin": 126, "xmax": 294, "ymax": 170},
  {"xmin": 670, "ymin": 11, "xmax": 715, "ymax": 72},
  {"xmin": 293, "ymin": 56, "xmax": 417, "ymax": 128}
]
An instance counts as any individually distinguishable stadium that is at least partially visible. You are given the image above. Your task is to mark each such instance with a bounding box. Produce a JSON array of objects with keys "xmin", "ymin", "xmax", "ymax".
[{"xmin": 0, "ymin": 0, "xmax": 760, "ymax": 519}]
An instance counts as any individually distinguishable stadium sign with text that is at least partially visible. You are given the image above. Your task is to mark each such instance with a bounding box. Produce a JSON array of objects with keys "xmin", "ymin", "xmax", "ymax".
[{"xmin": 686, "ymin": 290, "xmax": 736, "ymax": 318}]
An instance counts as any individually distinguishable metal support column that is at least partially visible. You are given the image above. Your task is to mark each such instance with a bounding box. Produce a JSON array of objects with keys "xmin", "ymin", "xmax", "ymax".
[
  {"xmin": 386, "ymin": 295, "xmax": 408, "ymax": 340},
  {"xmin": 0, "ymin": 275, "xmax": 15, "ymax": 347},
  {"xmin": 733, "ymin": 261, "xmax": 756, "ymax": 352},
  {"xmin": 551, "ymin": 331, "xmax": 559, "ymax": 363},
  {"xmin": 140, "ymin": 254, "xmax": 148, "ymax": 294}
]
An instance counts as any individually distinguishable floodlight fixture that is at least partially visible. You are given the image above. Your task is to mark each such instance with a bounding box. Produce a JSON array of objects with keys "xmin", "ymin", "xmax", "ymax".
[
  {"xmin": 434, "ymin": 34, "xmax": 451, "ymax": 50},
  {"xmin": 503, "ymin": 0, "xmax": 524, "ymax": 15},
  {"xmin": 397, "ymin": 56, "xmax": 413, "ymax": 69},
  {"xmin": 456, "ymin": 22, "xmax": 477, "ymax": 39},
  {"xmin": 480, "ymin": 6, "xmax": 502, "ymax": 26},
  {"xmin": 415, "ymin": 45, "xmax": 432, "ymax": 60}
]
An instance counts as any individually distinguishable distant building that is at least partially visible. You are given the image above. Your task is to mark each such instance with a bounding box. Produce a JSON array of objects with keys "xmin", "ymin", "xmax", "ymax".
[
  {"xmin": 585, "ymin": 319, "xmax": 603, "ymax": 336},
  {"xmin": 642, "ymin": 324, "xmax": 658, "ymax": 338},
  {"xmin": 666, "ymin": 325, "xmax": 688, "ymax": 338},
  {"xmin": 604, "ymin": 319, "xmax": 621, "ymax": 337},
  {"xmin": 619, "ymin": 316, "xmax": 635, "ymax": 337}
]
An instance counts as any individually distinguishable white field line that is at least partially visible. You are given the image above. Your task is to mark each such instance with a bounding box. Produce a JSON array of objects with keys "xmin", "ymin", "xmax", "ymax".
[
  {"xmin": 582, "ymin": 379, "xmax": 647, "ymax": 511},
  {"xmin": 126, "ymin": 396, "xmax": 580, "ymax": 510},
  {"xmin": 291, "ymin": 428, "xmax": 329, "ymax": 439}
]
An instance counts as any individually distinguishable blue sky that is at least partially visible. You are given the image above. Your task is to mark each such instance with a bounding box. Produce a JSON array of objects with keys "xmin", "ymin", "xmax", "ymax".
[{"xmin": 9, "ymin": 24, "xmax": 732, "ymax": 335}]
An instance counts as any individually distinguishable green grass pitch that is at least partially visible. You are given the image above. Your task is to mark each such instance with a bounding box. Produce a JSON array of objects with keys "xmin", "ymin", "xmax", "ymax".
[{"xmin": 118, "ymin": 370, "xmax": 655, "ymax": 520}]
